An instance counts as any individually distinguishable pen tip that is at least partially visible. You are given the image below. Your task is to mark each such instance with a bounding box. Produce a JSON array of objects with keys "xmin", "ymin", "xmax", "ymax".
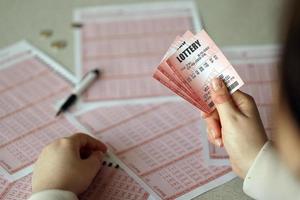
[
  {"xmin": 93, "ymin": 69, "xmax": 101, "ymax": 77},
  {"xmin": 56, "ymin": 110, "xmax": 62, "ymax": 117}
]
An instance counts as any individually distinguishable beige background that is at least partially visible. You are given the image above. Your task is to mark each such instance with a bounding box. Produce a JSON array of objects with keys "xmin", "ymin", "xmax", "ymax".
[{"xmin": 0, "ymin": 0, "xmax": 284, "ymax": 199}]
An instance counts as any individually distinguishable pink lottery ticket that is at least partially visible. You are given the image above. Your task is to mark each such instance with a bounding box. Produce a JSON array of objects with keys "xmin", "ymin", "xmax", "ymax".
[
  {"xmin": 74, "ymin": 102, "xmax": 235, "ymax": 200},
  {"xmin": 155, "ymin": 31, "xmax": 205, "ymax": 109},
  {"xmin": 0, "ymin": 42, "xmax": 81, "ymax": 180},
  {"xmin": 166, "ymin": 30, "xmax": 244, "ymax": 113},
  {"xmin": 74, "ymin": 1, "xmax": 202, "ymax": 102},
  {"xmin": 153, "ymin": 70, "xmax": 203, "ymax": 110}
]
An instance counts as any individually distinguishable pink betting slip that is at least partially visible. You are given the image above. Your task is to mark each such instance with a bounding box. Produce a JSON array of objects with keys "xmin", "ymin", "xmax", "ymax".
[
  {"xmin": 0, "ymin": 165, "xmax": 149, "ymax": 200},
  {"xmin": 0, "ymin": 42, "xmax": 147, "ymax": 200},
  {"xmin": 80, "ymin": 161, "xmax": 149, "ymax": 200},
  {"xmin": 154, "ymin": 30, "xmax": 244, "ymax": 113},
  {"xmin": 0, "ymin": 176, "xmax": 9, "ymax": 197},
  {"xmin": 74, "ymin": 2, "xmax": 202, "ymax": 101},
  {"xmin": 0, "ymin": 42, "xmax": 82, "ymax": 180},
  {"xmin": 0, "ymin": 175, "xmax": 31, "ymax": 200},
  {"xmin": 74, "ymin": 102, "xmax": 235, "ymax": 200}
]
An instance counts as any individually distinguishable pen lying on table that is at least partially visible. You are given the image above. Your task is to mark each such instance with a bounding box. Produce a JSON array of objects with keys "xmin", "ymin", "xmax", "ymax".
[{"xmin": 56, "ymin": 68, "xmax": 101, "ymax": 116}]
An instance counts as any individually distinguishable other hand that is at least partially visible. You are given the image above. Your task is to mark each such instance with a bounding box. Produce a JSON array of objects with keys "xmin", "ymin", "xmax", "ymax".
[{"xmin": 32, "ymin": 133, "xmax": 107, "ymax": 194}]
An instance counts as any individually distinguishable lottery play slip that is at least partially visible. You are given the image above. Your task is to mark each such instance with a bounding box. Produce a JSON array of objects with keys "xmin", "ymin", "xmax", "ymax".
[
  {"xmin": 0, "ymin": 42, "xmax": 149, "ymax": 200},
  {"xmin": 153, "ymin": 30, "xmax": 244, "ymax": 113}
]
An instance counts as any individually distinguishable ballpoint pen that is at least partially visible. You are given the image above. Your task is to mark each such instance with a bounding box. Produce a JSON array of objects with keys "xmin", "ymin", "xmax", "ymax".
[{"xmin": 56, "ymin": 68, "xmax": 100, "ymax": 116}]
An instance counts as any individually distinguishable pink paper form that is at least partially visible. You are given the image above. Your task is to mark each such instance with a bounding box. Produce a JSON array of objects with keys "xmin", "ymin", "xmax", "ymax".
[
  {"xmin": 80, "ymin": 161, "xmax": 149, "ymax": 200},
  {"xmin": 0, "ymin": 174, "xmax": 31, "ymax": 200},
  {"xmin": 0, "ymin": 163, "xmax": 149, "ymax": 200},
  {"xmin": 0, "ymin": 41, "xmax": 151, "ymax": 200},
  {"xmin": 0, "ymin": 42, "xmax": 81, "ymax": 180},
  {"xmin": 206, "ymin": 45, "xmax": 280, "ymax": 165},
  {"xmin": 73, "ymin": 1, "xmax": 202, "ymax": 102},
  {"xmin": 74, "ymin": 102, "xmax": 235, "ymax": 200},
  {"xmin": 0, "ymin": 176, "xmax": 9, "ymax": 197}
]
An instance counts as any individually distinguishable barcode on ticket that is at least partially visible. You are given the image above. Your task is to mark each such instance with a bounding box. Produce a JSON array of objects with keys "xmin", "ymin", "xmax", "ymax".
[
  {"xmin": 228, "ymin": 81, "xmax": 239, "ymax": 92},
  {"xmin": 208, "ymin": 102, "xmax": 214, "ymax": 108}
]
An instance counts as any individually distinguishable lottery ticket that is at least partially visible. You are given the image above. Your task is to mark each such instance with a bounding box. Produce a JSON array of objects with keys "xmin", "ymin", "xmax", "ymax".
[{"xmin": 154, "ymin": 30, "xmax": 244, "ymax": 113}]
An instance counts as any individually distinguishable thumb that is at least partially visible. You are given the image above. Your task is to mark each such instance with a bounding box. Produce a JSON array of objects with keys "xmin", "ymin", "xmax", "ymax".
[{"xmin": 210, "ymin": 78, "xmax": 240, "ymax": 119}]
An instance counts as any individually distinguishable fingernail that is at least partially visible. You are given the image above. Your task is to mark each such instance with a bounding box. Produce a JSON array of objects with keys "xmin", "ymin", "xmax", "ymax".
[
  {"xmin": 216, "ymin": 139, "xmax": 222, "ymax": 147},
  {"xmin": 211, "ymin": 78, "xmax": 222, "ymax": 91}
]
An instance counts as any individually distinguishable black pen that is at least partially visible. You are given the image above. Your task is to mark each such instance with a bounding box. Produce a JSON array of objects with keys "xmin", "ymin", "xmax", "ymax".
[{"xmin": 56, "ymin": 69, "xmax": 101, "ymax": 116}]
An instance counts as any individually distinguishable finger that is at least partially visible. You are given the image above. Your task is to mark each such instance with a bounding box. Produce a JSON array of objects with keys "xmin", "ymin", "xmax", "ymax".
[
  {"xmin": 210, "ymin": 78, "xmax": 240, "ymax": 119},
  {"xmin": 84, "ymin": 151, "xmax": 104, "ymax": 175},
  {"xmin": 206, "ymin": 128, "xmax": 215, "ymax": 144},
  {"xmin": 70, "ymin": 133, "xmax": 107, "ymax": 153},
  {"xmin": 87, "ymin": 150, "xmax": 104, "ymax": 162},
  {"xmin": 215, "ymin": 138, "xmax": 223, "ymax": 147},
  {"xmin": 207, "ymin": 128, "xmax": 223, "ymax": 147},
  {"xmin": 200, "ymin": 111, "xmax": 213, "ymax": 119},
  {"xmin": 201, "ymin": 110, "xmax": 219, "ymax": 120},
  {"xmin": 203, "ymin": 111, "xmax": 221, "ymax": 139},
  {"xmin": 205, "ymin": 120, "xmax": 220, "ymax": 139},
  {"xmin": 231, "ymin": 90, "xmax": 258, "ymax": 117}
]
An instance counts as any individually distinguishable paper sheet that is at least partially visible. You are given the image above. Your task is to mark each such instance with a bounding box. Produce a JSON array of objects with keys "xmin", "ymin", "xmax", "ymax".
[
  {"xmin": 0, "ymin": 160, "xmax": 149, "ymax": 200},
  {"xmin": 0, "ymin": 174, "xmax": 31, "ymax": 200},
  {"xmin": 0, "ymin": 41, "xmax": 82, "ymax": 181},
  {"xmin": 73, "ymin": 1, "xmax": 202, "ymax": 104},
  {"xmin": 70, "ymin": 101, "xmax": 235, "ymax": 200},
  {"xmin": 0, "ymin": 176, "xmax": 9, "ymax": 197},
  {"xmin": 204, "ymin": 45, "xmax": 280, "ymax": 165},
  {"xmin": 80, "ymin": 159, "xmax": 149, "ymax": 200},
  {"xmin": 0, "ymin": 41, "xmax": 153, "ymax": 200}
]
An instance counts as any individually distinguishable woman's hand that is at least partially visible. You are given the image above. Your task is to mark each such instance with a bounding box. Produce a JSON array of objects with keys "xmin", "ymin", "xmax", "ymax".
[
  {"xmin": 32, "ymin": 133, "xmax": 107, "ymax": 195},
  {"xmin": 203, "ymin": 78, "xmax": 268, "ymax": 178}
]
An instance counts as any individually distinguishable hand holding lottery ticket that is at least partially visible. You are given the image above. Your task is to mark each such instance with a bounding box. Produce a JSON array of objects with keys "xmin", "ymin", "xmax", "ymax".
[
  {"xmin": 153, "ymin": 30, "xmax": 244, "ymax": 113},
  {"xmin": 206, "ymin": 78, "xmax": 268, "ymax": 178}
]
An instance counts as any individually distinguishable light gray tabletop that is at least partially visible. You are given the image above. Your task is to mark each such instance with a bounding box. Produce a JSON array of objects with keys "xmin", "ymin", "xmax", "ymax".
[{"xmin": 0, "ymin": 0, "xmax": 283, "ymax": 199}]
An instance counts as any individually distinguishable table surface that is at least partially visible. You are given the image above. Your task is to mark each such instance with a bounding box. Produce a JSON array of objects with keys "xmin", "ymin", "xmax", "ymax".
[{"xmin": 0, "ymin": 0, "xmax": 283, "ymax": 199}]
